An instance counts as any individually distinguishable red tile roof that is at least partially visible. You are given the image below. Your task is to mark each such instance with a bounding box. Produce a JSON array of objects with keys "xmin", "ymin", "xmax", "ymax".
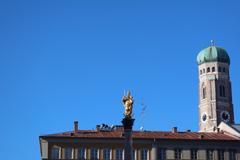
[{"xmin": 40, "ymin": 130, "xmax": 239, "ymax": 141}]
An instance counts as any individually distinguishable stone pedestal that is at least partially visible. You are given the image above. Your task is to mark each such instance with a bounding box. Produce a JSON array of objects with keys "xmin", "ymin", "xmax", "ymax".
[{"xmin": 122, "ymin": 118, "xmax": 135, "ymax": 160}]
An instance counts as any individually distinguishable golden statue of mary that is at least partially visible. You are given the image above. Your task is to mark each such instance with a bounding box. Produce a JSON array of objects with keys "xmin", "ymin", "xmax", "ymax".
[{"xmin": 122, "ymin": 91, "xmax": 134, "ymax": 119}]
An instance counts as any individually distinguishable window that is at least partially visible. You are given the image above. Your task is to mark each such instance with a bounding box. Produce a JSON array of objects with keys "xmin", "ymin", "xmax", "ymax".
[
  {"xmin": 212, "ymin": 67, "xmax": 215, "ymax": 72},
  {"xmin": 218, "ymin": 67, "xmax": 222, "ymax": 72},
  {"xmin": 229, "ymin": 149, "xmax": 236, "ymax": 160},
  {"xmin": 191, "ymin": 149, "xmax": 198, "ymax": 160},
  {"xmin": 116, "ymin": 149, "xmax": 123, "ymax": 160},
  {"xmin": 51, "ymin": 147, "xmax": 60, "ymax": 159},
  {"xmin": 90, "ymin": 148, "xmax": 98, "ymax": 160},
  {"xmin": 64, "ymin": 148, "xmax": 72, "ymax": 160},
  {"xmin": 200, "ymin": 70, "xmax": 202, "ymax": 75},
  {"xmin": 140, "ymin": 148, "xmax": 148, "ymax": 160},
  {"xmin": 207, "ymin": 150, "xmax": 214, "ymax": 160},
  {"xmin": 223, "ymin": 86, "xmax": 226, "ymax": 97},
  {"xmin": 174, "ymin": 149, "xmax": 182, "ymax": 159},
  {"xmin": 207, "ymin": 67, "xmax": 210, "ymax": 73},
  {"xmin": 203, "ymin": 87, "xmax": 206, "ymax": 99},
  {"xmin": 220, "ymin": 85, "xmax": 226, "ymax": 97},
  {"xmin": 103, "ymin": 149, "xmax": 111, "ymax": 160},
  {"xmin": 218, "ymin": 150, "xmax": 224, "ymax": 160},
  {"xmin": 77, "ymin": 148, "xmax": 85, "ymax": 160},
  {"xmin": 223, "ymin": 68, "xmax": 226, "ymax": 72},
  {"xmin": 157, "ymin": 148, "xmax": 166, "ymax": 160}
]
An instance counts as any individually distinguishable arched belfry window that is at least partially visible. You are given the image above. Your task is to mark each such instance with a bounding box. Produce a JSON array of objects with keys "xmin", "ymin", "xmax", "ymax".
[
  {"xmin": 223, "ymin": 68, "xmax": 226, "ymax": 72},
  {"xmin": 219, "ymin": 85, "xmax": 226, "ymax": 97},
  {"xmin": 212, "ymin": 67, "xmax": 215, "ymax": 72},
  {"xmin": 203, "ymin": 87, "xmax": 206, "ymax": 99},
  {"xmin": 218, "ymin": 67, "xmax": 222, "ymax": 72},
  {"xmin": 207, "ymin": 67, "xmax": 210, "ymax": 73},
  {"xmin": 200, "ymin": 70, "xmax": 202, "ymax": 75}
]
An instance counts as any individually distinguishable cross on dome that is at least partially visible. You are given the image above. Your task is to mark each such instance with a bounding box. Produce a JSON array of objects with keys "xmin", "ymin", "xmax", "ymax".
[{"xmin": 210, "ymin": 40, "xmax": 215, "ymax": 46}]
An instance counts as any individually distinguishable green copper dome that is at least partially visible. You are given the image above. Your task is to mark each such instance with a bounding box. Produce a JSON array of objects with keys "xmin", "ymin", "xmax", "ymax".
[{"xmin": 197, "ymin": 46, "xmax": 230, "ymax": 65}]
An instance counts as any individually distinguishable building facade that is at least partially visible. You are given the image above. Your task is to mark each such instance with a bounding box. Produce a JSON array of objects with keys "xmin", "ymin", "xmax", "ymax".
[
  {"xmin": 40, "ymin": 125, "xmax": 240, "ymax": 160},
  {"xmin": 39, "ymin": 43, "xmax": 240, "ymax": 160}
]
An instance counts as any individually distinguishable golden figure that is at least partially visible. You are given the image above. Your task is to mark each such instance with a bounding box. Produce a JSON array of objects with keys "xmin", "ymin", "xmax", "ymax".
[{"xmin": 122, "ymin": 91, "xmax": 134, "ymax": 118}]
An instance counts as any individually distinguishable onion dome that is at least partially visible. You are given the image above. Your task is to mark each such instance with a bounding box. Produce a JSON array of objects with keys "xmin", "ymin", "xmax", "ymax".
[{"xmin": 197, "ymin": 41, "xmax": 230, "ymax": 65}]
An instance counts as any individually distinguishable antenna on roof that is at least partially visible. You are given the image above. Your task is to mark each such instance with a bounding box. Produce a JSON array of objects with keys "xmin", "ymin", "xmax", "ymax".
[
  {"xmin": 139, "ymin": 99, "xmax": 147, "ymax": 131},
  {"xmin": 210, "ymin": 40, "xmax": 215, "ymax": 46}
]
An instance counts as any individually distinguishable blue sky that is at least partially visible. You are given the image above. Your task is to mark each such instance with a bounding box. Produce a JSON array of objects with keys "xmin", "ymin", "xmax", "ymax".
[{"xmin": 0, "ymin": 0, "xmax": 240, "ymax": 159}]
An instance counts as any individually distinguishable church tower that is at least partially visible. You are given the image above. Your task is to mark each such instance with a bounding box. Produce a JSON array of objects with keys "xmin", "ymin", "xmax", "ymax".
[{"xmin": 197, "ymin": 42, "xmax": 234, "ymax": 132}]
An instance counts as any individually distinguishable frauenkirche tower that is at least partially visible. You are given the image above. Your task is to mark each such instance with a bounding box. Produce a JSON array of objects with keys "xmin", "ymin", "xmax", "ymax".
[{"xmin": 197, "ymin": 41, "xmax": 234, "ymax": 132}]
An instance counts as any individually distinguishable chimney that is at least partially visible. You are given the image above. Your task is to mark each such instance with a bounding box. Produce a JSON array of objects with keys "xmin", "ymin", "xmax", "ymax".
[
  {"xmin": 74, "ymin": 121, "xmax": 78, "ymax": 133},
  {"xmin": 199, "ymin": 134, "xmax": 204, "ymax": 139},
  {"xmin": 114, "ymin": 125, "xmax": 124, "ymax": 132},
  {"xmin": 172, "ymin": 127, "xmax": 178, "ymax": 133}
]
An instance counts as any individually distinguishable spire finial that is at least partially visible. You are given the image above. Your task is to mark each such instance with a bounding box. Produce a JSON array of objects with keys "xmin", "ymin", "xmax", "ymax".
[{"xmin": 210, "ymin": 40, "xmax": 215, "ymax": 46}]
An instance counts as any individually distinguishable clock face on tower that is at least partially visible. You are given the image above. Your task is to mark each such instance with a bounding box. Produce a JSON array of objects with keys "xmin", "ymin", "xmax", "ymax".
[
  {"xmin": 220, "ymin": 111, "xmax": 230, "ymax": 122},
  {"xmin": 202, "ymin": 113, "xmax": 207, "ymax": 122}
]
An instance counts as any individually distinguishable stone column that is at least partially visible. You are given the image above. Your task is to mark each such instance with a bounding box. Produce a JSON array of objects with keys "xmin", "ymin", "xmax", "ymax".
[
  {"xmin": 237, "ymin": 149, "xmax": 240, "ymax": 160},
  {"xmin": 122, "ymin": 117, "xmax": 135, "ymax": 160},
  {"xmin": 151, "ymin": 144, "xmax": 157, "ymax": 160},
  {"xmin": 224, "ymin": 150, "xmax": 229, "ymax": 160},
  {"xmin": 213, "ymin": 150, "xmax": 218, "ymax": 160}
]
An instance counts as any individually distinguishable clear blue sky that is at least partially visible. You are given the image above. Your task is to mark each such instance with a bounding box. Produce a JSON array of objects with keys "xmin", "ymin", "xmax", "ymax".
[{"xmin": 0, "ymin": 0, "xmax": 240, "ymax": 159}]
